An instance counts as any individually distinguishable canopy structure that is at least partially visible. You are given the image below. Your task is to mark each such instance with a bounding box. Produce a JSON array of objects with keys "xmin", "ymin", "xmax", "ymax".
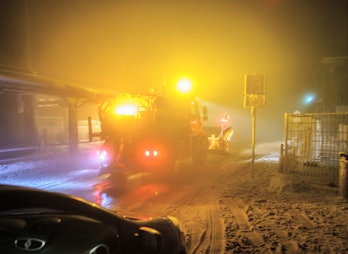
[
  {"xmin": 0, "ymin": 65, "xmax": 111, "ymax": 101},
  {"xmin": 0, "ymin": 65, "xmax": 113, "ymax": 154}
]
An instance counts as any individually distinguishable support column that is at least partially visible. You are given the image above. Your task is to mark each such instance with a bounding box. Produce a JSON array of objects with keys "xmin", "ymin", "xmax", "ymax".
[{"xmin": 67, "ymin": 98, "xmax": 79, "ymax": 154}]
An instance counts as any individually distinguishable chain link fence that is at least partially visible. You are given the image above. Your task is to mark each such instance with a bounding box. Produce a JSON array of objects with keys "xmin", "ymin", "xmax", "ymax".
[{"xmin": 282, "ymin": 112, "xmax": 348, "ymax": 185}]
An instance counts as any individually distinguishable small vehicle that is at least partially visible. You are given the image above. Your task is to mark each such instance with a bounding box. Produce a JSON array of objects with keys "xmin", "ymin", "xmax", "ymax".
[
  {"xmin": 208, "ymin": 126, "xmax": 234, "ymax": 154},
  {"xmin": 208, "ymin": 112, "xmax": 234, "ymax": 154},
  {"xmin": 0, "ymin": 184, "xmax": 188, "ymax": 254}
]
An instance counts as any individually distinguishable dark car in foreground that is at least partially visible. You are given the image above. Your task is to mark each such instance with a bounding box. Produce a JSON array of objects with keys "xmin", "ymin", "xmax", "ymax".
[{"xmin": 0, "ymin": 184, "xmax": 187, "ymax": 254}]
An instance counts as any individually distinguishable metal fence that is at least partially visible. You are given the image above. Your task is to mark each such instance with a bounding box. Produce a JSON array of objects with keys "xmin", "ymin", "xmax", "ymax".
[{"xmin": 282, "ymin": 112, "xmax": 348, "ymax": 185}]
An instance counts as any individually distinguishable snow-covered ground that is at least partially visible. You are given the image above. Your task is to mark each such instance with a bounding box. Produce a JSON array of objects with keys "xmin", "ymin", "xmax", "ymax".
[
  {"xmin": 219, "ymin": 142, "xmax": 348, "ymax": 253},
  {"xmin": 1, "ymin": 141, "xmax": 347, "ymax": 253},
  {"xmin": 0, "ymin": 145, "xmax": 102, "ymax": 201}
]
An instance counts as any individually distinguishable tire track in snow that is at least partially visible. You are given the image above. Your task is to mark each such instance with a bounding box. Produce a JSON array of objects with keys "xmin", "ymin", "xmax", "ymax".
[
  {"xmin": 190, "ymin": 205, "xmax": 224, "ymax": 254},
  {"xmin": 231, "ymin": 198, "xmax": 265, "ymax": 248}
]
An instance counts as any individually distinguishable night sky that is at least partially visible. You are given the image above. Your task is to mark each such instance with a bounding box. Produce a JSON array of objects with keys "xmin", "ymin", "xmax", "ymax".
[{"xmin": 1, "ymin": 0, "xmax": 343, "ymax": 141}]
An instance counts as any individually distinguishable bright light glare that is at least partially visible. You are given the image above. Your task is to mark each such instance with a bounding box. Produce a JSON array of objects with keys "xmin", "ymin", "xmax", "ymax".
[
  {"xmin": 114, "ymin": 104, "xmax": 138, "ymax": 116},
  {"xmin": 144, "ymin": 149, "xmax": 158, "ymax": 157},
  {"xmin": 96, "ymin": 150, "xmax": 107, "ymax": 161},
  {"xmin": 177, "ymin": 78, "xmax": 192, "ymax": 93},
  {"xmin": 303, "ymin": 94, "xmax": 315, "ymax": 104}
]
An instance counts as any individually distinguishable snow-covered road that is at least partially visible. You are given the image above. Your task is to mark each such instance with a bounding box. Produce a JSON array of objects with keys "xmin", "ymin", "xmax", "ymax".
[{"xmin": 1, "ymin": 141, "xmax": 347, "ymax": 253}]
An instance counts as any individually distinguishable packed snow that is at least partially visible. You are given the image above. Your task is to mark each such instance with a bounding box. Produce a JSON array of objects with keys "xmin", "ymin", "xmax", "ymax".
[{"xmin": 0, "ymin": 141, "xmax": 347, "ymax": 253}]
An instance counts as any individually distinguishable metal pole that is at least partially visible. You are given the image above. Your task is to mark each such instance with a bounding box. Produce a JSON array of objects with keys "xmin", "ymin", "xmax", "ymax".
[
  {"xmin": 283, "ymin": 113, "xmax": 289, "ymax": 173},
  {"xmin": 67, "ymin": 98, "xmax": 79, "ymax": 154},
  {"xmin": 88, "ymin": 116, "xmax": 93, "ymax": 142},
  {"xmin": 339, "ymin": 152, "xmax": 348, "ymax": 199},
  {"xmin": 251, "ymin": 106, "xmax": 256, "ymax": 178}
]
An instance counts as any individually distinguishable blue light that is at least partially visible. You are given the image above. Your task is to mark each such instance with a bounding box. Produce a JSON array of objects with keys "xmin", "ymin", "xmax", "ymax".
[{"xmin": 304, "ymin": 94, "xmax": 315, "ymax": 104}]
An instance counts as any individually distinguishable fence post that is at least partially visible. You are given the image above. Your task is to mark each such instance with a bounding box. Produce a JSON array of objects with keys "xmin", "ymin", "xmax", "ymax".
[
  {"xmin": 283, "ymin": 113, "xmax": 289, "ymax": 173},
  {"xmin": 279, "ymin": 143, "xmax": 284, "ymax": 173},
  {"xmin": 339, "ymin": 152, "xmax": 348, "ymax": 198}
]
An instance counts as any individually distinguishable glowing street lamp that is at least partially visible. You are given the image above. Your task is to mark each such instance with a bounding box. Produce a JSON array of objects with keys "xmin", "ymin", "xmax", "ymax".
[{"xmin": 303, "ymin": 93, "xmax": 316, "ymax": 105}]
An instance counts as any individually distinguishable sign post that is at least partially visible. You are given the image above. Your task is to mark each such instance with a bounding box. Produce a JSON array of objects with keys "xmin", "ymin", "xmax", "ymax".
[{"xmin": 244, "ymin": 73, "xmax": 266, "ymax": 178}]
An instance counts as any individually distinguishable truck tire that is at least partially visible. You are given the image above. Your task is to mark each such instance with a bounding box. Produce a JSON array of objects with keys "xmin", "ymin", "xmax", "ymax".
[{"xmin": 192, "ymin": 136, "xmax": 209, "ymax": 165}]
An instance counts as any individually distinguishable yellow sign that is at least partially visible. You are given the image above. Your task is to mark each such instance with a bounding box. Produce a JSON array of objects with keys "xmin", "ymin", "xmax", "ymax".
[
  {"xmin": 244, "ymin": 73, "xmax": 267, "ymax": 108},
  {"xmin": 244, "ymin": 94, "xmax": 266, "ymax": 108}
]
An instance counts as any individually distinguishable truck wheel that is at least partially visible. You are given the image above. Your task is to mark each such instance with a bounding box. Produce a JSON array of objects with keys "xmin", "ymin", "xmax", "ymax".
[{"xmin": 192, "ymin": 136, "xmax": 209, "ymax": 165}]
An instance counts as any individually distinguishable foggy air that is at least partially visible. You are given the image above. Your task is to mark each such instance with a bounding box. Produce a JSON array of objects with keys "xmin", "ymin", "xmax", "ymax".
[
  {"xmin": 0, "ymin": 0, "xmax": 341, "ymax": 141},
  {"xmin": 0, "ymin": 1, "xmax": 347, "ymax": 253}
]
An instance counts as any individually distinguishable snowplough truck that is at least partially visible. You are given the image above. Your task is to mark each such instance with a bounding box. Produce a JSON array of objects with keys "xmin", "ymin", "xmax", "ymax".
[{"xmin": 96, "ymin": 90, "xmax": 209, "ymax": 175}]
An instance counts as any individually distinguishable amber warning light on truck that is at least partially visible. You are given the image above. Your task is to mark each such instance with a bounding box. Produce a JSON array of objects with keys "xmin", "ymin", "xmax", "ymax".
[
  {"xmin": 114, "ymin": 104, "xmax": 138, "ymax": 116},
  {"xmin": 111, "ymin": 94, "xmax": 148, "ymax": 117},
  {"xmin": 176, "ymin": 78, "xmax": 193, "ymax": 94}
]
